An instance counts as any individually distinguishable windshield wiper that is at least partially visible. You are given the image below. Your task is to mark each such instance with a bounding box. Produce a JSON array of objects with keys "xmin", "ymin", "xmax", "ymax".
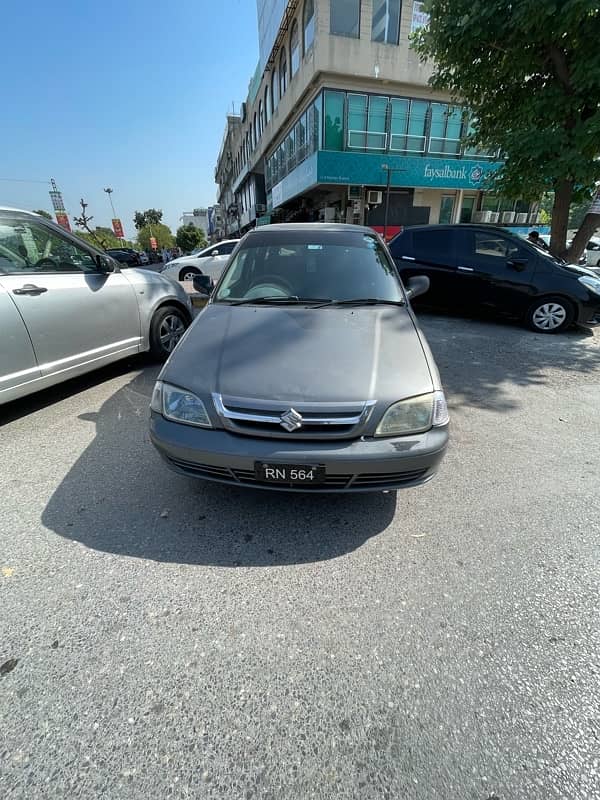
[
  {"xmin": 314, "ymin": 298, "xmax": 405, "ymax": 308},
  {"xmin": 228, "ymin": 296, "xmax": 330, "ymax": 306}
]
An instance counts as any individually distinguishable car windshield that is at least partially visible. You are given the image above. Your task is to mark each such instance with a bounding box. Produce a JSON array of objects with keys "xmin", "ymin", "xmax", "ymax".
[{"xmin": 214, "ymin": 230, "xmax": 404, "ymax": 304}]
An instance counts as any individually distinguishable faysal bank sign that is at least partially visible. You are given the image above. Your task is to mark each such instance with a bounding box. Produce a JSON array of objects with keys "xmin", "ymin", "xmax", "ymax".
[{"xmin": 423, "ymin": 162, "xmax": 491, "ymax": 185}]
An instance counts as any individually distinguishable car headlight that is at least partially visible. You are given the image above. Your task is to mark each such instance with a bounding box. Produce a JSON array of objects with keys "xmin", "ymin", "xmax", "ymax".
[
  {"xmin": 579, "ymin": 275, "xmax": 600, "ymax": 296},
  {"xmin": 150, "ymin": 381, "xmax": 212, "ymax": 428},
  {"xmin": 375, "ymin": 391, "xmax": 449, "ymax": 437}
]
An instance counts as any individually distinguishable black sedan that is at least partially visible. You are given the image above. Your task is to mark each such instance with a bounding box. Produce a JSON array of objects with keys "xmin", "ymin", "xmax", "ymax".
[
  {"xmin": 106, "ymin": 248, "xmax": 141, "ymax": 267},
  {"xmin": 389, "ymin": 224, "xmax": 600, "ymax": 333}
]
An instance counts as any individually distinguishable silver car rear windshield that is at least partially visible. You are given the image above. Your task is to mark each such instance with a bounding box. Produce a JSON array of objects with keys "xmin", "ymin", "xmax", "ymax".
[{"xmin": 214, "ymin": 231, "xmax": 403, "ymax": 304}]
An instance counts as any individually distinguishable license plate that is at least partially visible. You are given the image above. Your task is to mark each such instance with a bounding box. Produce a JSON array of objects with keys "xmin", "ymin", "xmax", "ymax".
[{"xmin": 255, "ymin": 462, "xmax": 325, "ymax": 484}]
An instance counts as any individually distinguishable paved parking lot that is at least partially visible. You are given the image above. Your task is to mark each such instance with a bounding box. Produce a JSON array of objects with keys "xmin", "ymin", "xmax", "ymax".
[{"xmin": 1, "ymin": 313, "xmax": 599, "ymax": 799}]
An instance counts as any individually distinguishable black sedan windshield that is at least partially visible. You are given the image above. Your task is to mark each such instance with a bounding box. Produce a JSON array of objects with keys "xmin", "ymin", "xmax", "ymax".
[{"xmin": 214, "ymin": 230, "xmax": 403, "ymax": 304}]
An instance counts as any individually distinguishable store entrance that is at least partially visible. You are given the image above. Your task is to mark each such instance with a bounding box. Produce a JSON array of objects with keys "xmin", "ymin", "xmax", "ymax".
[{"xmin": 366, "ymin": 189, "xmax": 429, "ymax": 239}]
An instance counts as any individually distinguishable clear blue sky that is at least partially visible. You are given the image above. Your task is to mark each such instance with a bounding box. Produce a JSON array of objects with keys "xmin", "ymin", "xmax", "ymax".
[{"xmin": 1, "ymin": 0, "xmax": 258, "ymax": 239}]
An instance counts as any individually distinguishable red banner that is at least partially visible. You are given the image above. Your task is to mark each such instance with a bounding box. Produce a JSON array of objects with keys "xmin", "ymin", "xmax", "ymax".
[
  {"xmin": 112, "ymin": 218, "xmax": 124, "ymax": 238},
  {"xmin": 55, "ymin": 212, "xmax": 72, "ymax": 232}
]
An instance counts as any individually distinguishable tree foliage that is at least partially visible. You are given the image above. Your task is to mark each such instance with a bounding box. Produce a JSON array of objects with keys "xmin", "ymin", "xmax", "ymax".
[
  {"xmin": 75, "ymin": 228, "xmax": 136, "ymax": 250},
  {"xmin": 176, "ymin": 223, "xmax": 207, "ymax": 253},
  {"xmin": 133, "ymin": 209, "xmax": 163, "ymax": 230},
  {"xmin": 415, "ymin": 0, "xmax": 600, "ymax": 258},
  {"xmin": 136, "ymin": 223, "xmax": 174, "ymax": 250},
  {"xmin": 33, "ymin": 209, "xmax": 52, "ymax": 220}
]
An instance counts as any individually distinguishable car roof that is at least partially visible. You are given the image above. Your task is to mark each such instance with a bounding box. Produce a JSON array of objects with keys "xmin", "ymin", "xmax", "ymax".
[
  {"xmin": 394, "ymin": 223, "xmax": 523, "ymax": 235},
  {"xmin": 249, "ymin": 223, "xmax": 377, "ymax": 235},
  {"xmin": 0, "ymin": 207, "xmax": 41, "ymax": 216}
]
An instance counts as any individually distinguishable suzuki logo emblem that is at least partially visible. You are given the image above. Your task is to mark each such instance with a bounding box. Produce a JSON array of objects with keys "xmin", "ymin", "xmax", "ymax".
[{"xmin": 280, "ymin": 408, "xmax": 303, "ymax": 432}]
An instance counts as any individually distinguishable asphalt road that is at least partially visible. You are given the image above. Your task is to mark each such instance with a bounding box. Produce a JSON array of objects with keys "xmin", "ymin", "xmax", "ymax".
[{"xmin": 1, "ymin": 313, "xmax": 600, "ymax": 799}]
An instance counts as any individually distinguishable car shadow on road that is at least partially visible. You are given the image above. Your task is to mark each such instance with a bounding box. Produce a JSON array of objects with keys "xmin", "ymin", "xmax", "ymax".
[
  {"xmin": 40, "ymin": 369, "xmax": 396, "ymax": 567},
  {"xmin": 417, "ymin": 309, "xmax": 600, "ymax": 412}
]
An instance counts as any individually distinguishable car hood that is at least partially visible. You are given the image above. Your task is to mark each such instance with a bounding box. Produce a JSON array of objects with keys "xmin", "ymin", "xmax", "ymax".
[{"xmin": 162, "ymin": 304, "xmax": 434, "ymax": 403}]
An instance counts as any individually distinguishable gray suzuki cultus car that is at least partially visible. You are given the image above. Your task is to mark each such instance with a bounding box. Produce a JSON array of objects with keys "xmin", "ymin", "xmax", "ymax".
[{"xmin": 150, "ymin": 224, "xmax": 449, "ymax": 492}]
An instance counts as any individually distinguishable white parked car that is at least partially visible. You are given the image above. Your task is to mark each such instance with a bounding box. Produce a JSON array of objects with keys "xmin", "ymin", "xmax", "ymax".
[
  {"xmin": 572, "ymin": 236, "xmax": 600, "ymax": 267},
  {"xmin": 160, "ymin": 240, "xmax": 239, "ymax": 283}
]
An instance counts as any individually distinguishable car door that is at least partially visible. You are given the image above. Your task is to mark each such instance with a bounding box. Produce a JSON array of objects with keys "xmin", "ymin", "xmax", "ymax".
[
  {"xmin": 0, "ymin": 278, "xmax": 41, "ymax": 403},
  {"xmin": 0, "ymin": 215, "xmax": 142, "ymax": 378},
  {"xmin": 391, "ymin": 227, "xmax": 458, "ymax": 306},
  {"xmin": 453, "ymin": 228, "xmax": 539, "ymax": 316}
]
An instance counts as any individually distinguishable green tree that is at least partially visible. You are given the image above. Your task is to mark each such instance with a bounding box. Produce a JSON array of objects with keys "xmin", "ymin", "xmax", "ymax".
[
  {"xmin": 176, "ymin": 223, "xmax": 207, "ymax": 253},
  {"xmin": 33, "ymin": 209, "xmax": 52, "ymax": 220},
  {"xmin": 133, "ymin": 209, "xmax": 163, "ymax": 230},
  {"xmin": 137, "ymin": 223, "xmax": 174, "ymax": 251},
  {"xmin": 74, "ymin": 229, "xmax": 135, "ymax": 250},
  {"xmin": 415, "ymin": 0, "xmax": 600, "ymax": 259}
]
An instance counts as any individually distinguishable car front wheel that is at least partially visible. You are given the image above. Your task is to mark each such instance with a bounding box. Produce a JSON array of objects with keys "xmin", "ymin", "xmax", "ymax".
[
  {"xmin": 526, "ymin": 296, "xmax": 575, "ymax": 333},
  {"xmin": 179, "ymin": 267, "xmax": 201, "ymax": 282},
  {"xmin": 149, "ymin": 306, "xmax": 188, "ymax": 360}
]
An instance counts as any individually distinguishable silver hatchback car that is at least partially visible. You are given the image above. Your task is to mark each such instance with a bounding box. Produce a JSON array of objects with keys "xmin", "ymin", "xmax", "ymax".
[
  {"xmin": 150, "ymin": 224, "xmax": 449, "ymax": 493},
  {"xmin": 0, "ymin": 208, "xmax": 192, "ymax": 406}
]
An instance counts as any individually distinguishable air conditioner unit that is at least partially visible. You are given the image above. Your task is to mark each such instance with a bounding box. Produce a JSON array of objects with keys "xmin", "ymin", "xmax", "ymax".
[
  {"xmin": 473, "ymin": 210, "xmax": 492, "ymax": 223},
  {"xmin": 515, "ymin": 212, "xmax": 528, "ymax": 224},
  {"xmin": 529, "ymin": 212, "xmax": 541, "ymax": 224},
  {"xmin": 489, "ymin": 212, "xmax": 500, "ymax": 223},
  {"xmin": 367, "ymin": 190, "xmax": 383, "ymax": 205},
  {"xmin": 255, "ymin": 203, "xmax": 267, "ymax": 214},
  {"xmin": 322, "ymin": 207, "xmax": 337, "ymax": 222},
  {"xmin": 501, "ymin": 212, "xmax": 516, "ymax": 223}
]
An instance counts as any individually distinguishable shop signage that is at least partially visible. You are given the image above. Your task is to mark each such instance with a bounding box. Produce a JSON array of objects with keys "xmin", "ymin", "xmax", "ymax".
[
  {"xmin": 270, "ymin": 152, "xmax": 318, "ymax": 209},
  {"xmin": 316, "ymin": 151, "xmax": 502, "ymax": 190},
  {"xmin": 411, "ymin": 1, "xmax": 430, "ymax": 32}
]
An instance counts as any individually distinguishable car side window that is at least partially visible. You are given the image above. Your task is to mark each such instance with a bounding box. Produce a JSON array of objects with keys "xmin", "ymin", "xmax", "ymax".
[
  {"xmin": 219, "ymin": 242, "xmax": 237, "ymax": 255},
  {"xmin": 412, "ymin": 229, "xmax": 454, "ymax": 263},
  {"xmin": 474, "ymin": 233, "xmax": 524, "ymax": 260},
  {"xmin": 0, "ymin": 219, "xmax": 98, "ymax": 275}
]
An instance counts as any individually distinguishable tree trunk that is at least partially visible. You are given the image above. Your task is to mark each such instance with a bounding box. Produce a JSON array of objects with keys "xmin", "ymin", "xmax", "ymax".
[
  {"xmin": 566, "ymin": 202, "xmax": 600, "ymax": 264},
  {"xmin": 550, "ymin": 179, "xmax": 573, "ymax": 259}
]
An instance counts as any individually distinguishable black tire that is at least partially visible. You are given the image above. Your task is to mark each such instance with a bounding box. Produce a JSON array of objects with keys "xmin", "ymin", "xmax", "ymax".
[
  {"xmin": 178, "ymin": 266, "xmax": 201, "ymax": 282},
  {"xmin": 526, "ymin": 296, "xmax": 575, "ymax": 333},
  {"xmin": 149, "ymin": 305, "xmax": 188, "ymax": 361}
]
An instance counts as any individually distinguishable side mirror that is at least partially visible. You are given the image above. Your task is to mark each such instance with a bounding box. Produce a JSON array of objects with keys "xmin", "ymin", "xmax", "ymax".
[
  {"xmin": 507, "ymin": 258, "xmax": 527, "ymax": 272},
  {"xmin": 96, "ymin": 254, "xmax": 116, "ymax": 273},
  {"xmin": 405, "ymin": 275, "xmax": 429, "ymax": 300},
  {"xmin": 192, "ymin": 274, "xmax": 212, "ymax": 295}
]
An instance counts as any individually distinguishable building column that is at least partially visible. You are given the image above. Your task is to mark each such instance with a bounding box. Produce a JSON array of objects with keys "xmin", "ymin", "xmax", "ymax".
[{"xmin": 452, "ymin": 190, "xmax": 464, "ymax": 224}]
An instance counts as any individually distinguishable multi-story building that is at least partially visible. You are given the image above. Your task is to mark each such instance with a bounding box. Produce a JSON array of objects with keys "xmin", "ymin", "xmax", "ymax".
[
  {"xmin": 181, "ymin": 208, "xmax": 210, "ymax": 236},
  {"xmin": 214, "ymin": 0, "xmax": 538, "ymax": 240}
]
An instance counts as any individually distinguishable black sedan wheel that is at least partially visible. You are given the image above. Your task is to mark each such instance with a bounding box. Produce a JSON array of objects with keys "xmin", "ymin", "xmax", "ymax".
[{"xmin": 526, "ymin": 296, "xmax": 574, "ymax": 333}]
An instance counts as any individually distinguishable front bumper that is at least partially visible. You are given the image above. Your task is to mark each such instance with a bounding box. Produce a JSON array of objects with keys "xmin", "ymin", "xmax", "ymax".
[
  {"xmin": 150, "ymin": 413, "xmax": 449, "ymax": 493},
  {"xmin": 577, "ymin": 298, "xmax": 600, "ymax": 327}
]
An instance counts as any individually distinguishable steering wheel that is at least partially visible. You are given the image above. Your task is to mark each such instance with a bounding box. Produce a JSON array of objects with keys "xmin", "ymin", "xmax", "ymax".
[
  {"xmin": 34, "ymin": 257, "xmax": 58, "ymax": 271},
  {"xmin": 246, "ymin": 275, "xmax": 295, "ymax": 299}
]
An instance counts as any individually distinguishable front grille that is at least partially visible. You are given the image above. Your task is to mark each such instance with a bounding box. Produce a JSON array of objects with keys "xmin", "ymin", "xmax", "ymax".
[
  {"xmin": 166, "ymin": 457, "xmax": 429, "ymax": 491},
  {"xmin": 231, "ymin": 468, "xmax": 352, "ymax": 488},
  {"xmin": 212, "ymin": 394, "xmax": 375, "ymax": 440},
  {"xmin": 351, "ymin": 469, "xmax": 427, "ymax": 487}
]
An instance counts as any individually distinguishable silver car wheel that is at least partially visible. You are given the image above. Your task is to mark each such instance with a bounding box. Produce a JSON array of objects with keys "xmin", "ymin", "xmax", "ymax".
[
  {"xmin": 182, "ymin": 270, "xmax": 199, "ymax": 281},
  {"xmin": 159, "ymin": 314, "xmax": 186, "ymax": 352},
  {"xmin": 532, "ymin": 302, "xmax": 567, "ymax": 330}
]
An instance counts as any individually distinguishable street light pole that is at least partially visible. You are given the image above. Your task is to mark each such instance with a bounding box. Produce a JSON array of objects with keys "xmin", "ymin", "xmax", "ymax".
[
  {"xmin": 103, "ymin": 187, "xmax": 117, "ymax": 218},
  {"xmin": 383, "ymin": 165, "xmax": 392, "ymax": 243}
]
